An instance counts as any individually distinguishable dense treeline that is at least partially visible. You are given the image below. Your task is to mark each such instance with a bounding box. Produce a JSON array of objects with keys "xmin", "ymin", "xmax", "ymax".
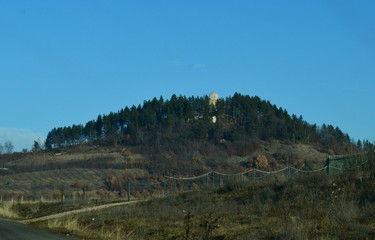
[{"xmin": 45, "ymin": 93, "xmax": 353, "ymax": 154}]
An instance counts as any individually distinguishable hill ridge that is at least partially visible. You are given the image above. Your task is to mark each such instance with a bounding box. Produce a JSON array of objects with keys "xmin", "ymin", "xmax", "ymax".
[{"xmin": 44, "ymin": 92, "xmax": 353, "ymax": 155}]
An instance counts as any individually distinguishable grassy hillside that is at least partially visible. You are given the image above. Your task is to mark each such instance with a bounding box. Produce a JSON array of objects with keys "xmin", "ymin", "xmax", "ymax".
[
  {"xmin": 0, "ymin": 137, "xmax": 372, "ymax": 240},
  {"xmin": 9, "ymin": 160, "xmax": 375, "ymax": 240},
  {"xmin": 0, "ymin": 141, "xmax": 329, "ymax": 201}
]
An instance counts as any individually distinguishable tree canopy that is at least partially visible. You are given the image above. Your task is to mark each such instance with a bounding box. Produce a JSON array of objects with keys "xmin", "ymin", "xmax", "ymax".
[{"xmin": 44, "ymin": 93, "xmax": 352, "ymax": 154}]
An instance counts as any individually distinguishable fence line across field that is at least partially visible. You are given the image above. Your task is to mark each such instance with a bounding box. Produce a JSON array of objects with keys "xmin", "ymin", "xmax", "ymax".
[
  {"xmin": 149, "ymin": 154, "xmax": 367, "ymax": 200},
  {"xmin": 0, "ymin": 154, "xmax": 368, "ymax": 203}
]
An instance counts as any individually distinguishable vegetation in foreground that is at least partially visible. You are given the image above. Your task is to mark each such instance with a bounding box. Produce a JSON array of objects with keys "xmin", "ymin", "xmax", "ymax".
[
  {"xmin": 0, "ymin": 92, "xmax": 373, "ymax": 239},
  {"xmin": 8, "ymin": 163, "xmax": 372, "ymax": 240}
]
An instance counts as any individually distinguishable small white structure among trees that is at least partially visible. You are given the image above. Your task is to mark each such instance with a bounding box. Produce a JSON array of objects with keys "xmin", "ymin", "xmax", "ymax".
[
  {"xmin": 209, "ymin": 92, "xmax": 219, "ymax": 123},
  {"xmin": 209, "ymin": 92, "xmax": 219, "ymax": 107}
]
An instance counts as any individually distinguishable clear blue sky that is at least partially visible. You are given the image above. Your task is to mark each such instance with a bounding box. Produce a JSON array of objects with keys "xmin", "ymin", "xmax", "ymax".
[{"xmin": 1, "ymin": 0, "xmax": 374, "ymax": 151}]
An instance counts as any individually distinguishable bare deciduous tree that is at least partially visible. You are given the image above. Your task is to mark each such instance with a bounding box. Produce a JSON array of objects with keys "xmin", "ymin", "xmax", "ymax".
[{"xmin": 4, "ymin": 141, "xmax": 14, "ymax": 154}]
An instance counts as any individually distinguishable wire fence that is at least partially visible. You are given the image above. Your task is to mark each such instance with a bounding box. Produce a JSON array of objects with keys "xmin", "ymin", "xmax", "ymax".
[
  {"xmin": 124, "ymin": 153, "xmax": 369, "ymax": 201},
  {"xmin": 0, "ymin": 154, "xmax": 369, "ymax": 203}
]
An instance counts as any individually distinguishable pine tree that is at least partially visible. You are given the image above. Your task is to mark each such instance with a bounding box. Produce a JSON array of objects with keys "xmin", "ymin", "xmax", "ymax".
[{"xmin": 95, "ymin": 115, "xmax": 104, "ymax": 140}]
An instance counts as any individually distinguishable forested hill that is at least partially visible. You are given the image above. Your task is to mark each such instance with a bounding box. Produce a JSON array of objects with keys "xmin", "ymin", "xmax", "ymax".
[{"xmin": 45, "ymin": 93, "xmax": 353, "ymax": 154}]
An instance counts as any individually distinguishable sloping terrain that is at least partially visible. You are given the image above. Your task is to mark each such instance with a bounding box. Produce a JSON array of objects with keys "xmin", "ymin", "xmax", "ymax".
[
  {"xmin": 21, "ymin": 164, "xmax": 375, "ymax": 239},
  {"xmin": 0, "ymin": 141, "xmax": 329, "ymax": 201}
]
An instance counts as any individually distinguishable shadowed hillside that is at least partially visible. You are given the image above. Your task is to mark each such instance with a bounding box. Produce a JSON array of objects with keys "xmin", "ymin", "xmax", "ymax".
[{"xmin": 0, "ymin": 93, "xmax": 365, "ymax": 200}]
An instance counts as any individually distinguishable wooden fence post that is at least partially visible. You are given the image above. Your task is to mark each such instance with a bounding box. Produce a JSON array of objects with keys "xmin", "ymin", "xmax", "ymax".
[
  {"xmin": 127, "ymin": 179, "xmax": 131, "ymax": 202},
  {"xmin": 173, "ymin": 175, "xmax": 177, "ymax": 193},
  {"xmin": 253, "ymin": 161, "xmax": 257, "ymax": 182},
  {"xmin": 163, "ymin": 176, "xmax": 167, "ymax": 196},
  {"xmin": 212, "ymin": 171, "xmax": 215, "ymax": 188}
]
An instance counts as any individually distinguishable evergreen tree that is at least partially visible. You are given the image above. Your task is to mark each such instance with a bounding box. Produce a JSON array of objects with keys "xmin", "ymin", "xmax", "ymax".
[
  {"xmin": 32, "ymin": 139, "xmax": 42, "ymax": 152},
  {"xmin": 95, "ymin": 115, "xmax": 104, "ymax": 140},
  {"xmin": 83, "ymin": 120, "xmax": 96, "ymax": 141}
]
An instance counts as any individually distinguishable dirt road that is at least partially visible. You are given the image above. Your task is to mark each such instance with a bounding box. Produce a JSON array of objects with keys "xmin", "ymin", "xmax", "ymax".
[
  {"xmin": 23, "ymin": 200, "xmax": 141, "ymax": 223},
  {"xmin": 0, "ymin": 218, "xmax": 73, "ymax": 240},
  {"xmin": 0, "ymin": 200, "xmax": 141, "ymax": 239}
]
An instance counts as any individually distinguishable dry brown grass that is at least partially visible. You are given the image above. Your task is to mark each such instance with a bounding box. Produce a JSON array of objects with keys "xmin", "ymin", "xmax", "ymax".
[
  {"xmin": 0, "ymin": 168, "xmax": 149, "ymax": 201},
  {"xmin": 34, "ymin": 169, "xmax": 375, "ymax": 240},
  {"xmin": 1, "ymin": 144, "xmax": 370, "ymax": 239},
  {"xmin": 0, "ymin": 201, "xmax": 18, "ymax": 219}
]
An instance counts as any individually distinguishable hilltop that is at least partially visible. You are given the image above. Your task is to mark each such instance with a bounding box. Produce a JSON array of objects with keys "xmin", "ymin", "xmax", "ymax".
[
  {"xmin": 44, "ymin": 93, "xmax": 354, "ymax": 156},
  {"xmin": 43, "ymin": 92, "xmax": 356, "ymax": 172},
  {"xmin": 0, "ymin": 93, "xmax": 362, "ymax": 199}
]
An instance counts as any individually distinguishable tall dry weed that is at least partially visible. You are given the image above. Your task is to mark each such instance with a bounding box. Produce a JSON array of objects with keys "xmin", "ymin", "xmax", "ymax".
[
  {"xmin": 0, "ymin": 201, "xmax": 18, "ymax": 218},
  {"xmin": 47, "ymin": 216, "xmax": 81, "ymax": 234},
  {"xmin": 99, "ymin": 224, "xmax": 136, "ymax": 240}
]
